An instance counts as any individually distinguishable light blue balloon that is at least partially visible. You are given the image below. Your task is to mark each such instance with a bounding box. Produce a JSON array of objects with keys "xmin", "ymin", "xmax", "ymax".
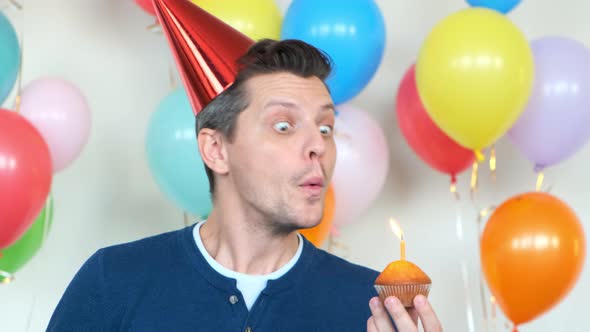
[
  {"xmin": 146, "ymin": 89, "xmax": 212, "ymax": 218},
  {"xmin": 281, "ymin": 0, "xmax": 386, "ymax": 104},
  {"xmin": 466, "ymin": 0, "xmax": 521, "ymax": 14},
  {"xmin": 0, "ymin": 13, "xmax": 19, "ymax": 104}
]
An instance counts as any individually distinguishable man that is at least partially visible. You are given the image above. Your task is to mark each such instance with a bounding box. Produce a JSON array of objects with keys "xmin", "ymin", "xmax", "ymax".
[
  {"xmin": 48, "ymin": 2, "xmax": 442, "ymax": 331},
  {"xmin": 47, "ymin": 38, "xmax": 441, "ymax": 331}
]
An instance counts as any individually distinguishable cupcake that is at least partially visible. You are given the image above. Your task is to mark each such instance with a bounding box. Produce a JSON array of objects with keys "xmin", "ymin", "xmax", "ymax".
[{"xmin": 374, "ymin": 259, "xmax": 432, "ymax": 307}]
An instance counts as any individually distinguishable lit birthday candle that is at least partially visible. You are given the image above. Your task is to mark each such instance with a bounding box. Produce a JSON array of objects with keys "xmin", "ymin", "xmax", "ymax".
[{"xmin": 389, "ymin": 218, "xmax": 406, "ymax": 260}]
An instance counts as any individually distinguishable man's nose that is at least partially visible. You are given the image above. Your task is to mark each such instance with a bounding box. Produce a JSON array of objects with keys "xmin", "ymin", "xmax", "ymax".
[{"xmin": 304, "ymin": 126, "xmax": 327, "ymax": 161}]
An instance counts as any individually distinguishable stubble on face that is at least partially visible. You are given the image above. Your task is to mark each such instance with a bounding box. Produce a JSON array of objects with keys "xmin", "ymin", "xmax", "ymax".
[{"xmin": 257, "ymin": 166, "xmax": 329, "ymax": 237}]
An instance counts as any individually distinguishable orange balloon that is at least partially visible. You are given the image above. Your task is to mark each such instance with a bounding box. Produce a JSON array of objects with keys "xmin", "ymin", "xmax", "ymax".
[
  {"xmin": 481, "ymin": 192, "xmax": 586, "ymax": 328},
  {"xmin": 300, "ymin": 186, "xmax": 335, "ymax": 247}
]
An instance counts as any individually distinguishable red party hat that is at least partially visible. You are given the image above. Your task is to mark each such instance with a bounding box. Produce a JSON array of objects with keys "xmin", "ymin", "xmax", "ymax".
[{"xmin": 152, "ymin": 0, "xmax": 254, "ymax": 115}]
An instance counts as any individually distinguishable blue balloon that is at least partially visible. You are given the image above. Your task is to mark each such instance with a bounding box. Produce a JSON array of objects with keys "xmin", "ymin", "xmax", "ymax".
[
  {"xmin": 146, "ymin": 89, "xmax": 212, "ymax": 218},
  {"xmin": 466, "ymin": 0, "xmax": 522, "ymax": 14},
  {"xmin": 281, "ymin": 0, "xmax": 386, "ymax": 104},
  {"xmin": 0, "ymin": 13, "xmax": 19, "ymax": 104}
]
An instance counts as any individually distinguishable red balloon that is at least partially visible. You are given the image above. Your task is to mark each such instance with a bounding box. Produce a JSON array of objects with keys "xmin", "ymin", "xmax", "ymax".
[
  {"xmin": 135, "ymin": 0, "xmax": 156, "ymax": 16},
  {"xmin": 396, "ymin": 65, "xmax": 475, "ymax": 179},
  {"xmin": 0, "ymin": 110, "xmax": 52, "ymax": 249}
]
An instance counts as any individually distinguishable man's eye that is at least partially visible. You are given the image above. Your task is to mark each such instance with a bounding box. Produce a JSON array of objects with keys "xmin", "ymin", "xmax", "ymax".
[
  {"xmin": 319, "ymin": 125, "xmax": 333, "ymax": 136},
  {"xmin": 273, "ymin": 121, "xmax": 292, "ymax": 133}
]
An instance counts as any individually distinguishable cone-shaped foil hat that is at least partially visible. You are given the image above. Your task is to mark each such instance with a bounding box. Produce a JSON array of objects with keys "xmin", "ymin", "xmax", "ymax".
[{"xmin": 153, "ymin": 0, "xmax": 254, "ymax": 115}]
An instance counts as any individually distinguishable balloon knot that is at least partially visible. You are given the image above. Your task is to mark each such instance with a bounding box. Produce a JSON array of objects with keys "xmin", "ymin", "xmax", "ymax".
[
  {"xmin": 474, "ymin": 149, "xmax": 485, "ymax": 162},
  {"xmin": 330, "ymin": 226, "xmax": 341, "ymax": 237}
]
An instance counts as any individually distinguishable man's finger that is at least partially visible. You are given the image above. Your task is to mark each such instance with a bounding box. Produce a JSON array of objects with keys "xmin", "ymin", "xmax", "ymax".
[
  {"xmin": 369, "ymin": 297, "xmax": 395, "ymax": 332},
  {"xmin": 383, "ymin": 296, "xmax": 418, "ymax": 332},
  {"xmin": 414, "ymin": 295, "xmax": 442, "ymax": 332},
  {"xmin": 367, "ymin": 316, "xmax": 378, "ymax": 332},
  {"xmin": 408, "ymin": 307, "xmax": 419, "ymax": 326}
]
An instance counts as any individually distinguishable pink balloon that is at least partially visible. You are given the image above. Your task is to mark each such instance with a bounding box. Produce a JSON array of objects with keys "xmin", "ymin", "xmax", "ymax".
[
  {"xmin": 332, "ymin": 104, "xmax": 390, "ymax": 227},
  {"xmin": 19, "ymin": 78, "xmax": 91, "ymax": 173}
]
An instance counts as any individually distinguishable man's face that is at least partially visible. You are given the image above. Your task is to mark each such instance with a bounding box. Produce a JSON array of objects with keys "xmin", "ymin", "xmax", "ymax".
[{"xmin": 226, "ymin": 72, "xmax": 336, "ymax": 234}]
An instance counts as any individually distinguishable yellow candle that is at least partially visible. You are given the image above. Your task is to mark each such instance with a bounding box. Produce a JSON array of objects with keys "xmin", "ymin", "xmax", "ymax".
[
  {"xmin": 400, "ymin": 233, "xmax": 406, "ymax": 261},
  {"xmin": 389, "ymin": 218, "xmax": 406, "ymax": 261}
]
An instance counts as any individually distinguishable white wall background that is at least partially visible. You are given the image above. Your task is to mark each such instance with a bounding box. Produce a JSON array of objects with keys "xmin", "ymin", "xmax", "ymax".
[{"xmin": 1, "ymin": 0, "xmax": 589, "ymax": 331}]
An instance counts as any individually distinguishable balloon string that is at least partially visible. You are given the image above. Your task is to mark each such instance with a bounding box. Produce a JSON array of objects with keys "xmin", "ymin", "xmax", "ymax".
[
  {"xmin": 41, "ymin": 194, "xmax": 52, "ymax": 246},
  {"xmin": 169, "ymin": 61, "xmax": 177, "ymax": 91},
  {"xmin": 489, "ymin": 146, "xmax": 496, "ymax": 181},
  {"xmin": 327, "ymin": 232, "xmax": 350, "ymax": 258},
  {"xmin": 147, "ymin": 20, "xmax": 161, "ymax": 33},
  {"xmin": 469, "ymin": 150, "xmax": 501, "ymax": 331},
  {"xmin": 470, "ymin": 160, "xmax": 492, "ymax": 331},
  {"xmin": 24, "ymin": 294, "xmax": 36, "ymax": 332},
  {"xmin": 487, "ymin": 148, "xmax": 499, "ymax": 332},
  {"xmin": 476, "ymin": 205, "xmax": 497, "ymax": 332},
  {"xmin": 490, "ymin": 295, "xmax": 497, "ymax": 332},
  {"xmin": 327, "ymin": 233, "xmax": 334, "ymax": 252},
  {"xmin": 8, "ymin": 0, "xmax": 21, "ymax": 9},
  {"xmin": 183, "ymin": 211, "xmax": 190, "ymax": 227},
  {"xmin": 1, "ymin": 0, "xmax": 21, "ymax": 10},
  {"xmin": 450, "ymin": 177, "xmax": 460, "ymax": 201},
  {"xmin": 470, "ymin": 161, "xmax": 479, "ymax": 200},
  {"xmin": 535, "ymin": 171, "xmax": 544, "ymax": 192},
  {"xmin": 14, "ymin": 0, "xmax": 24, "ymax": 113},
  {"xmin": 453, "ymin": 190, "xmax": 475, "ymax": 332},
  {"xmin": 476, "ymin": 208, "xmax": 489, "ymax": 332}
]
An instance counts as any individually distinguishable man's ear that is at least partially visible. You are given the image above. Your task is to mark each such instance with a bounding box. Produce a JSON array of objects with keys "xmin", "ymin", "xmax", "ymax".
[{"xmin": 198, "ymin": 128, "xmax": 229, "ymax": 175}]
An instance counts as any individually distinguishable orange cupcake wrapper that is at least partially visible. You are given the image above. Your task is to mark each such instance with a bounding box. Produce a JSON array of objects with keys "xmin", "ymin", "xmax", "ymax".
[{"xmin": 374, "ymin": 284, "xmax": 431, "ymax": 307}]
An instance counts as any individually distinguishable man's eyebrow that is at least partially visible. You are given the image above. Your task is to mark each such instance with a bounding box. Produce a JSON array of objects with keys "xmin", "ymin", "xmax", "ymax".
[
  {"xmin": 263, "ymin": 100, "xmax": 299, "ymax": 110},
  {"xmin": 262, "ymin": 100, "xmax": 335, "ymax": 113},
  {"xmin": 321, "ymin": 103, "xmax": 336, "ymax": 113}
]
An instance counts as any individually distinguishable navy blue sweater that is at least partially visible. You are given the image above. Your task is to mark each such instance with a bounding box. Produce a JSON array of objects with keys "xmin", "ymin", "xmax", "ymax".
[{"xmin": 47, "ymin": 224, "xmax": 379, "ymax": 331}]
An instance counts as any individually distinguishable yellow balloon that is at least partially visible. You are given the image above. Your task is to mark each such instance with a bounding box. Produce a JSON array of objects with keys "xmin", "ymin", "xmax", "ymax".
[
  {"xmin": 416, "ymin": 8, "xmax": 534, "ymax": 151},
  {"xmin": 191, "ymin": 0, "xmax": 282, "ymax": 41}
]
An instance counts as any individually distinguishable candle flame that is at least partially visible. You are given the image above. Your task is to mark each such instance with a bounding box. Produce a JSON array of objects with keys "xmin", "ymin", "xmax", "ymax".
[{"xmin": 389, "ymin": 218, "xmax": 404, "ymax": 241}]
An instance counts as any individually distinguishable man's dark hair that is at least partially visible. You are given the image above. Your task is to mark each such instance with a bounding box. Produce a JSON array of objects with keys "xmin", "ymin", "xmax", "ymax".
[{"xmin": 195, "ymin": 39, "xmax": 333, "ymax": 198}]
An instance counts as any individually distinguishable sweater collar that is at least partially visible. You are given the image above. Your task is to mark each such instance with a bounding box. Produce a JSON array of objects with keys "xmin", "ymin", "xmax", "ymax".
[{"xmin": 179, "ymin": 223, "xmax": 317, "ymax": 295}]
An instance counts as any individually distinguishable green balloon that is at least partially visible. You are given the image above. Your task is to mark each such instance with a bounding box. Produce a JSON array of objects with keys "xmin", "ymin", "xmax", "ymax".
[{"xmin": 0, "ymin": 196, "xmax": 53, "ymax": 282}]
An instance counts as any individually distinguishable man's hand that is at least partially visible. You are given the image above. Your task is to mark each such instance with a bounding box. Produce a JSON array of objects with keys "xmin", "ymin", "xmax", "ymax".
[{"xmin": 367, "ymin": 295, "xmax": 442, "ymax": 332}]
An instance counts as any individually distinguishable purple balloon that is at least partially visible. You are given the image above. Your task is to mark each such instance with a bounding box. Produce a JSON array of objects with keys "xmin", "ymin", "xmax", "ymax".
[{"xmin": 508, "ymin": 37, "xmax": 590, "ymax": 169}]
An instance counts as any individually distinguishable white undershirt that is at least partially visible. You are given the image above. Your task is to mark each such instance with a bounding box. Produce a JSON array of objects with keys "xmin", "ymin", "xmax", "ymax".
[{"xmin": 193, "ymin": 220, "xmax": 303, "ymax": 310}]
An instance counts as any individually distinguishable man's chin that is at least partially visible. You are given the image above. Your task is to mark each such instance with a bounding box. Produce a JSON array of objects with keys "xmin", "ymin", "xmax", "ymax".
[
  {"xmin": 269, "ymin": 204, "xmax": 323, "ymax": 234},
  {"xmin": 294, "ymin": 215, "xmax": 323, "ymax": 231}
]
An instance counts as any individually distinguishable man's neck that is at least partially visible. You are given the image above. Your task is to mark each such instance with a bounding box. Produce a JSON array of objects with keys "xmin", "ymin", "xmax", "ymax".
[{"xmin": 199, "ymin": 208, "xmax": 300, "ymax": 276}]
